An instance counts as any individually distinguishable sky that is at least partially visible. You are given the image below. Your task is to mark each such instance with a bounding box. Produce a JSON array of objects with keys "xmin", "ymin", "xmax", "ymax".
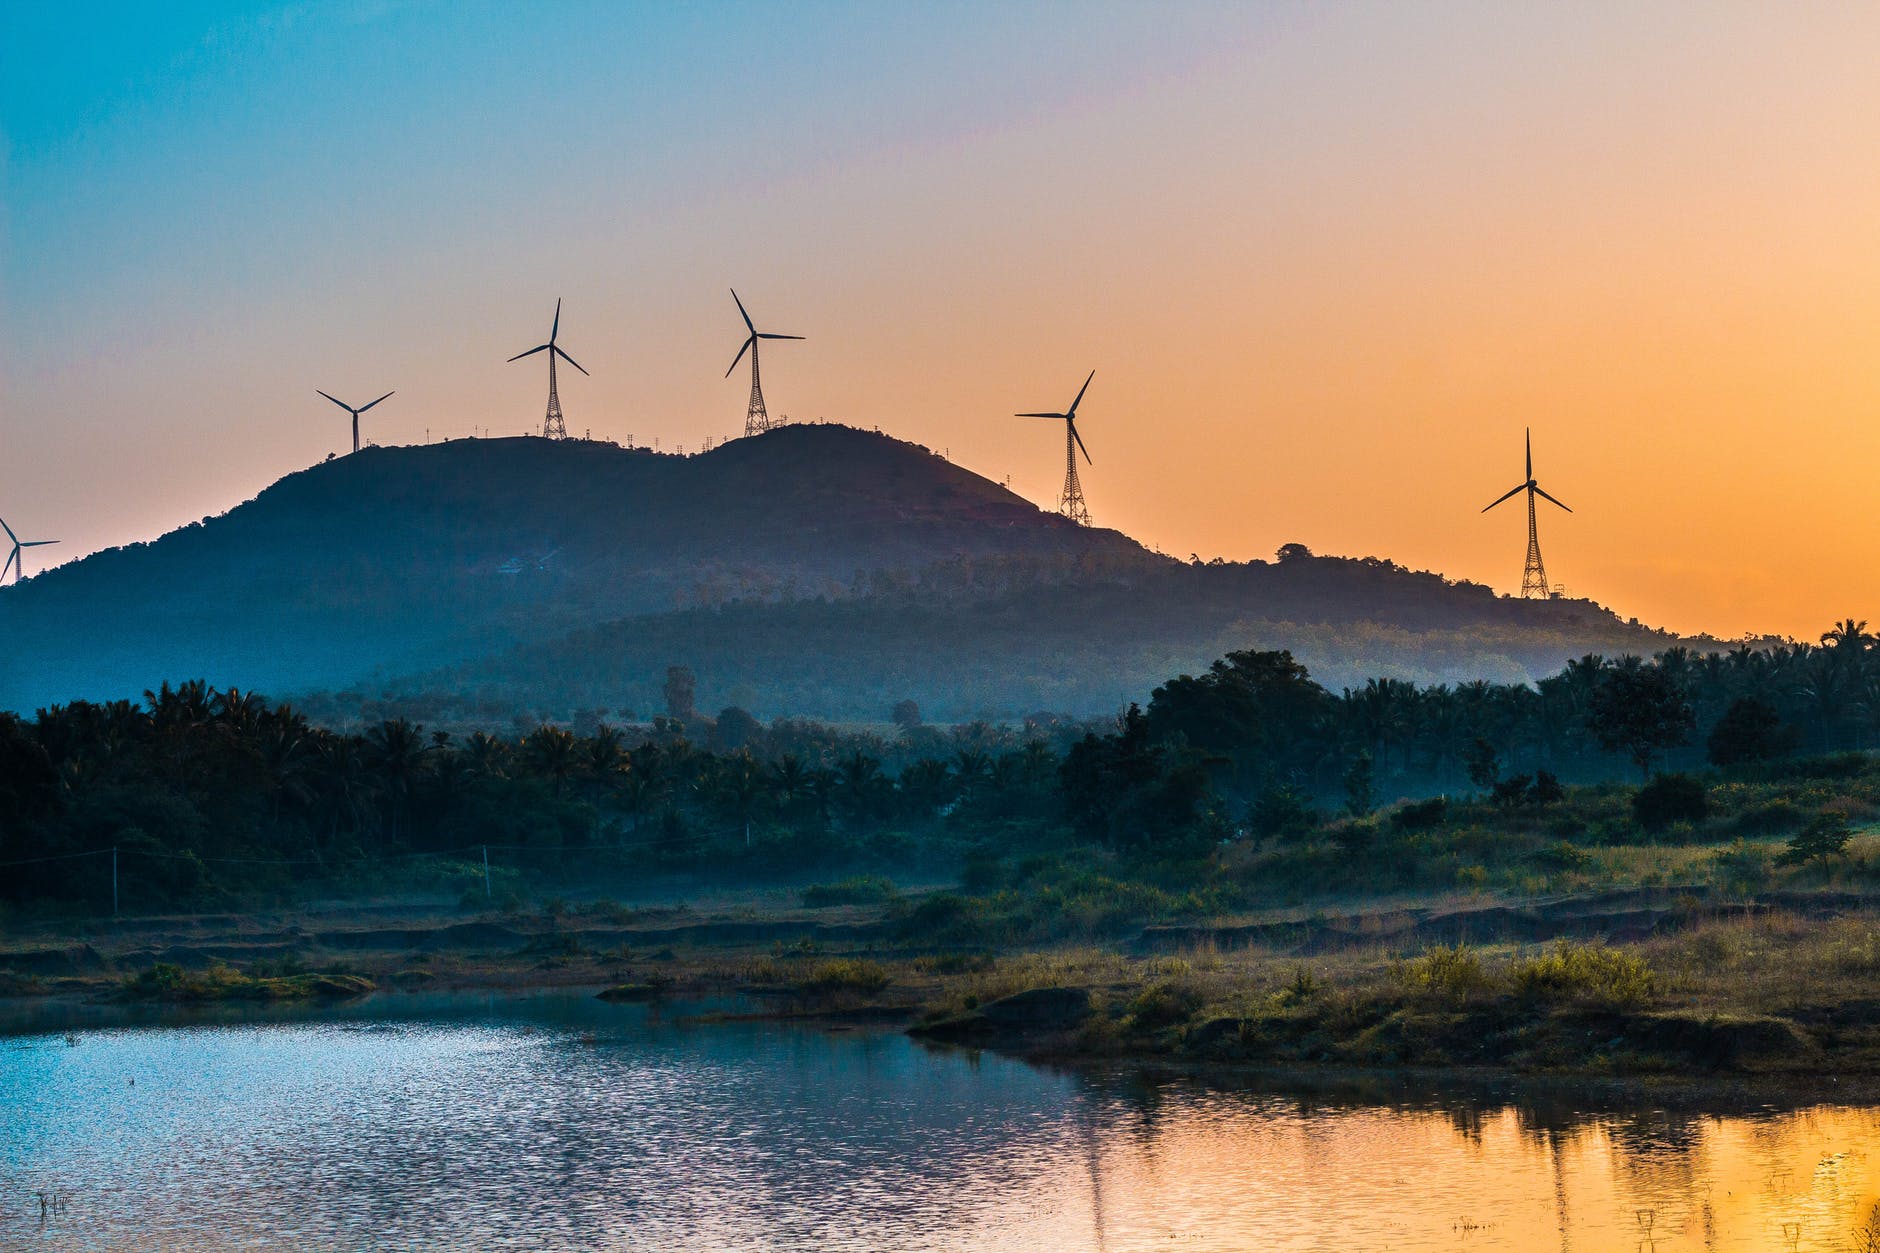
[{"xmin": 4, "ymin": 1, "xmax": 1880, "ymax": 640}]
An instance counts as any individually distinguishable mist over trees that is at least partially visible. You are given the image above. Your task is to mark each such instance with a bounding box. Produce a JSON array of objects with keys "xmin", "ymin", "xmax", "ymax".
[{"xmin": 8, "ymin": 622, "xmax": 1873, "ymax": 913}]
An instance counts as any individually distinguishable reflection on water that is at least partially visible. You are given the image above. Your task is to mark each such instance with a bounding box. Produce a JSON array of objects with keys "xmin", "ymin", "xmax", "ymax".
[{"xmin": 3, "ymin": 991, "xmax": 1880, "ymax": 1250}]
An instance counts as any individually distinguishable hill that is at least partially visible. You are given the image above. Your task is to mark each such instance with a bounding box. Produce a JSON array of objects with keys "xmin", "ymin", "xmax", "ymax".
[
  {"xmin": 0, "ymin": 426, "xmax": 1152, "ymax": 712},
  {"xmin": 0, "ymin": 422, "xmax": 1697, "ymax": 720}
]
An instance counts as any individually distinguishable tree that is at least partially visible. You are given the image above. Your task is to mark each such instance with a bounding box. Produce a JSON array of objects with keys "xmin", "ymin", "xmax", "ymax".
[
  {"xmin": 890, "ymin": 699, "xmax": 923, "ymax": 732},
  {"xmin": 1342, "ymin": 751, "xmax": 1373, "ymax": 818},
  {"xmin": 1776, "ymin": 814, "xmax": 1853, "ymax": 866},
  {"xmin": 1588, "ymin": 666, "xmax": 1694, "ymax": 780},
  {"xmin": 1707, "ymin": 697, "xmax": 1794, "ymax": 767},
  {"xmin": 712, "ymin": 706, "xmax": 762, "ymax": 752},
  {"xmin": 1463, "ymin": 737, "xmax": 1500, "ymax": 792},
  {"xmin": 1145, "ymin": 649, "xmax": 1332, "ymax": 795},
  {"xmin": 663, "ymin": 666, "xmax": 697, "ymax": 721}
]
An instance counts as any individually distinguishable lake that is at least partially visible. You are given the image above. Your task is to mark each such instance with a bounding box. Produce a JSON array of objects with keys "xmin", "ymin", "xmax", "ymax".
[{"xmin": 3, "ymin": 990, "xmax": 1879, "ymax": 1251}]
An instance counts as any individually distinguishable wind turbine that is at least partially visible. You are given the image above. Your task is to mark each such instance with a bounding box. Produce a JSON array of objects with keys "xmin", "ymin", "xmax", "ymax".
[
  {"xmin": 315, "ymin": 389, "xmax": 394, "ymax": 455},
  {"xmin": 508, "ymin": 298, "xmax": 587, "ymax": 440},
  {"xmin": 0, "ymin": 516, "xmax": 58, "ymax": 585},
  {"xmin": 725, "ymin": 289, "xmax": 803, "ymax": 438},
  {"xmin": 1016, "ymin": 370, "xmax": 1096, "ymax": 526},
  {"xmin": 1481, "ymin": 427, "xmax": 1571, "ymax": 598}
]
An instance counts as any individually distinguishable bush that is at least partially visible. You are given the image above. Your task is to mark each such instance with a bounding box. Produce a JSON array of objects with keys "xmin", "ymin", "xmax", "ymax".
[
  {"xmin": 1511, "ymin": 941, "xmax": 1653, "ymax": 1008},
  {"xmin": 1124, "ymin": 978, "xmax": 1204, "ymax": 1030},
  {"xmin": 1532, "ymin": 841, "xmax": 1590, "ymax": 871},
  {"xmin": 1776, "ymin": 815, "xmax": 1855, "ymax": 867},
  {"xmin": 1329, "ymin": 821, "xmax": 1375, "ymax": 854},
  {"xmin": 1711, "ymin": 839, "xmax": 1774, "ymax": 893},
  {"xmin": 801, "ymin": 876, "xmax": 898, "ymax": 908},
  {"xmin": 1391, "ymin": 798, "xmax": 1448, "ymax": 831},
  {"xmin": 1401, "ymin": 943, "xmax": 1492, "ymax": 1005},
  {"xmin": 1249, "ymin": 785, "xmax": 1318, "ymax": 840},
  {"xmin": 1633, "ymin": 774, "xmax": 1708, "ymax": 832},
  {"xmin": 802, "ymin": 958, "xmax": 891, "ymax": 995}
]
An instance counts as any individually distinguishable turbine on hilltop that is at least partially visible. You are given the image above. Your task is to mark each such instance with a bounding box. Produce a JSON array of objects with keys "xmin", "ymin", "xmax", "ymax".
[
  {"xmin": 1482, "ymin": 427, "xmax": 1571, "ymax": 598},
  {"xmin": 1, "ymin": 515, "xmax": 58, "ymax": 585},
  {"xmin": 508, "ymin": 299, "xmax": 587, "ymax": 440},
  {"xmin": 725, "ymin": 289, "xmax": 803, "ymax": 438},
  {"xmin": 316, "ymin": 389, "xmax": 394, "ymax": 455},
  {"xmin": 1016, "ymin": 370, "xmax": 1097, "ymax": 526}
]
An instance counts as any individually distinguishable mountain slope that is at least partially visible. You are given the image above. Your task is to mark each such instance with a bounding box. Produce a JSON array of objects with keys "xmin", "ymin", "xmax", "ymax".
[
  {"xmin": 377, "ymin": 553, "xmax": 1689, "ymax": 724},
  {"xmin": 0, "ymin": 426, "xmax": 1154, "ymax": 711}
]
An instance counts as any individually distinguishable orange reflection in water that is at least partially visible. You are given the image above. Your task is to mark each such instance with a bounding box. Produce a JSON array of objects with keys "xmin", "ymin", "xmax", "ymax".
[{"xmin": 1055, "ymin": 1088, "xmax": 1880, "ymax": 1252}]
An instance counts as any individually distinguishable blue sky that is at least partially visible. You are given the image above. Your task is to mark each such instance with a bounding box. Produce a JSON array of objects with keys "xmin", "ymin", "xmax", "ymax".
[{"xmin": 7, "ymin": 4, "xmax": 1880, "ymax": 637}]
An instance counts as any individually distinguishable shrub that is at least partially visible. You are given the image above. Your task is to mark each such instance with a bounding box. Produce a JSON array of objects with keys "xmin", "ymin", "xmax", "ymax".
[
  {"xmin": 1528, "ymin": 770, "xmax": 1566, "ymax": 805},
  {"xmin": 1329, "ymin": 821, "xmax": 1375, "ymax": 854},
  {"xmin": 1492, "ymin": 775, "xmax": 1533, "ymax": 809},
  {"xmin": 801, "ymin": 876, "xmax": 898, "ymax": 908},
  {"xmin": 1730, "ymin": 800, "xmax": 1804, "ymax": 837},
  {"xmin": 1249, "ymin": 784, "xmax": 1318, "ymax": 841},
  {"xmin": 1776, "ymin": 815, "xmax": 1855, "ymax": 867},
  {"xmin": 1124, "ymin": 978, "xmax": 1204, "ymax": 1030},
  {"xmin": 1511, "ymin": 941, "xmax": 1653, "ymax": 1008},
  {"xmin": 803, "ymin": 958, "xmax": 891, "ymax": 996},
  {"xmin": 1391, "ymin": 797, "xmax": 1448, "ymax": 831},
  {"xmin": 1710, "ymin": 839, "xmax": 1773, "ymax": 893},
  {"xmin": 1533, "ymin": 841, "xmax": 1590, "ymax": 871},
  {"xmin": 1633, "ymin": 774, "xmax": 1708, "ymax": 832},
  {"xmin": 1401, "ymin": 943, "xmax": 1493, "ymax": 1005}
]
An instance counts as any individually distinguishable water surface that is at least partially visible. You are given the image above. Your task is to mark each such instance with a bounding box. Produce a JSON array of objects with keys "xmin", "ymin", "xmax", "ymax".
[{"xmin": 4, "ymin": 991, "xmax": 1880, "ymax": 1251}]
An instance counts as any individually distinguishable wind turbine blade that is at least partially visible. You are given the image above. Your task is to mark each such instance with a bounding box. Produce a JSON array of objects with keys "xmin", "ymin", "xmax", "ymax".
[
  {"xmin": 316, "ymin": 390, "xmax": 353, "ymax": 413},
  {"xmin": 0, "ymin": 516, "xmax": 16, "ymax": 546},
  {"xmin": 725, "ymin": 336, "xmax": 754, "ymax": 378},
  {"xmin": 1525, "ymin": 427, "xmax": 1532, "ymax": 480},
  {"xmin": 21, "ymin": 540, "xmax": 57, "ymax": 548},
  {"xmin": 1480, "ymin": 484, "xmax": 1526, "ymax": 512},
  {"xmin": 554, "ymin": 346, "xmax": 590, "ymax": 376},
  {"xmin": 357, "ymin": 390, "xmax": 395, "ymax": 413},
  {"xmin": 1071, "ymin": 421, "xmax": 1092, "ymax": 464},
  {"xmin": 1534, "ymin": 485, "xmax": 1572, "ymax": 512},
  {"xmin": 1067, "ymin": 369, "xmax": 1095, "ymax": 416},
  {"xmin": 758, "ymin": 333, "xmax": 804, "ymax": 341},
  {"xmin": 551, "ymin": 298, "xmax": 561, "ymax": 344},
  {"xmin": 731, "ymin": 289, "xmax": 755, "ymax": 334},
  {"xmin": 1, "ymin": 550, "xmax": 15, "ymax": 585},
  {"xmin": 1015, "ymin": 412, "xmax": 1068, "ymax": 419},
  {"xmin": 508, "ymin": 344, "xmax": 550, "ymax": 362}
]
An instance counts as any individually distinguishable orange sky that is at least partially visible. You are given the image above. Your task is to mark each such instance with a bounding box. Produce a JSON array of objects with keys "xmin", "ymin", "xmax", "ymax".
[{"xmin": 6, "ymin": 5, "xmax": 1880, "ymax": 640}]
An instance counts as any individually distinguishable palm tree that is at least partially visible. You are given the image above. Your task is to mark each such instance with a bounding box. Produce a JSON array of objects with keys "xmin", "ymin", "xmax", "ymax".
[
  {"xmin": 363, "ymin": 719, "xmax": 429, "ymax": 846},
  {"xmin": 523, "ymin": 726, "xmax": 580, "ymax": 796}
]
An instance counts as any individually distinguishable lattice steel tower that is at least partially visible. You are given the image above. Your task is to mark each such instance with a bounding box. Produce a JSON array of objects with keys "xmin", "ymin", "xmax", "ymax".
[
  {"xmin": 1058, "ymin": 419, "xmax": 1090, "ymax": 525},
  {"xmin": 725, "ymin": 289, "xmax": 804, "ymax": 439},
  {"xmin": 1017, "ymin": 370, "xmax": 1097, "ymax": 527},
  {"xmin": 507, "ymin": 298, "xmax": 588, "ymax": 440},
  {"xmin": 745, "ymin": 346, "xmax": 769, "ymax": 437},
  {"xmin": 1482, "ymin": 428, "xmax": 1571, "ymax": 598}
]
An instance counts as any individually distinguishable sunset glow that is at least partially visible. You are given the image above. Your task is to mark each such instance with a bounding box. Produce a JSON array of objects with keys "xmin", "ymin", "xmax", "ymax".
[{"xmin": 7, "ymin": 4, "xmax": 1880, "ymax": 638}]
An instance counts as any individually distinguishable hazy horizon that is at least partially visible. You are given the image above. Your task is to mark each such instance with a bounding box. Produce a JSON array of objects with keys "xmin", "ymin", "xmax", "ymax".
[{"xmin": 8, "ymin": 3, "xmax": 1880, "ymax": 640}]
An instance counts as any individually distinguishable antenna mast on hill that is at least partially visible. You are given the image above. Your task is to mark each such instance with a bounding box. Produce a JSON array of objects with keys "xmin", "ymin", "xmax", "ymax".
[
  {"xmin": 315, "ymin": 389, "xmax": 394, "ymax": 455},
  {"xmin": 1481, "ymin": 427, "xmax": 1571, "ymax": 598},
  {"xmin": 508, "ymin": 298, "xmax": 588, "ymax": 440},
  {"xmin": 725, "ymin": 289, "xmax": 804, "ymax": 438},
  {"xmin": 1016, "ymin": 370, "xmax": 1096, "ymax": 526}
]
